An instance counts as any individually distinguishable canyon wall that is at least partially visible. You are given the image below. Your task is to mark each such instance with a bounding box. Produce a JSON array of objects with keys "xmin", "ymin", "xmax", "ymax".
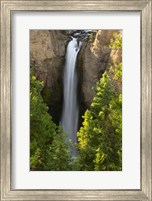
[
  {"xmin": 30, "ymin": 30, "xmax": 67, "ymax": 123},
  {"xmin": 78, "ymin": 30, "xmax": 122, "ymax": 111},
  {"xmin": 30, "ymin": 30, "xmax": 122, "ymax": 123}
]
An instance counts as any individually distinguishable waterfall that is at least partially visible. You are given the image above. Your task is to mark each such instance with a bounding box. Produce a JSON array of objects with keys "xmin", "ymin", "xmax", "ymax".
[{"xmin": 61, "ymin": 37, "xmax": 82, "ymax": 156}]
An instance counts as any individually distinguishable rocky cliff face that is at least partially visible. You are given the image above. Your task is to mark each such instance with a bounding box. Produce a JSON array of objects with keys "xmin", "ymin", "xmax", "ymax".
[
  {"xmin": 30, "ymin": 30, "xmax": 67, "ymax": 124},
  {"xmin": 30, "ymin": 30, "xmax": 67, "ymax": 84},
  {"xmin": 77, "ymin": 30, "xmax": 122, "ymax": 110}
]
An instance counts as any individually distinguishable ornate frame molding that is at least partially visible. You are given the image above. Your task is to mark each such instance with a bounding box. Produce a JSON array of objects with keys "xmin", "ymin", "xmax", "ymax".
[{"xmin": 0, "ymin": 1, "xmax": 151, "ymax": 200}]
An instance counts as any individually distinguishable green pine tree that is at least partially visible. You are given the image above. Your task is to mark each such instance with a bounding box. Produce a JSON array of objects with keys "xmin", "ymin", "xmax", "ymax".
[
  {"xmin": 30, "ymin": 67, "xmax": 74, "ymax": 171},
  {"xmin": 44, "ymin": 126, "xmax": 73, "ymax": 171},
  {"xmin": 30, "ymin": 68, "xmax": 56, "ymax": 170},
  {"xmin": 77, "ymin": 72, "xmax": 122, "ymax": 170}
]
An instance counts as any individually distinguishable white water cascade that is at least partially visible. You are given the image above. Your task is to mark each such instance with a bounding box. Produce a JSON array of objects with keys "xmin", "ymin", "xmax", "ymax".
[{"xmin": 61, "ymin": 37, "xmax": 82, "ymax": 156}]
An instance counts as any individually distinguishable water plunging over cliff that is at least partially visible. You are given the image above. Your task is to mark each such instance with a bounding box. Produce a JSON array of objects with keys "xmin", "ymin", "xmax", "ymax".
[{"xmin": 61, "ymin": 37, "xmax": 82, "ymax": 156}]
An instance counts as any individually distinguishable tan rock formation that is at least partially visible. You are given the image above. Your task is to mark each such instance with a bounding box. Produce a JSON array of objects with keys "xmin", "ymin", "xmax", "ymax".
[
  {"xmin": 30, "ymin": 30, "xmax": 67, "ymax": 123},
  {"xmin": 78, "ymin": 30, "xmax": 121, "ymax": 108},
  {"xmin": 30, "ymin": 30, "xmax": 66, "ymax": 85}
]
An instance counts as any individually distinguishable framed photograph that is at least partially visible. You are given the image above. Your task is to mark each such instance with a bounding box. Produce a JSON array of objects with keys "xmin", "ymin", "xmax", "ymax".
[{"xmin": 0, "ymin": 0, "xmax": 151, "ymax": 200}]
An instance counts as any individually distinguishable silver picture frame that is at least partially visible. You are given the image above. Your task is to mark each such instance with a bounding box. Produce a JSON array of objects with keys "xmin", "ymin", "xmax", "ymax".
[{"xmin": 0, "ymin": 0, "xmax": 151, "ymax": 200}]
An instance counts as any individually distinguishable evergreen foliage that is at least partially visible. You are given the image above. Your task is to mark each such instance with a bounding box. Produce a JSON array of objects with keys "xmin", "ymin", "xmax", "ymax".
[
  {"xmin": 77, "ymin": 72, "xmax": 122, "ymax": 170},
  {"xmin": 45, "ymin": 126, "xmax": 73, "ymax": 171},
  {"xmin": 109, "ymin": 32, "xmax": 122, "ymax": 49},
  {"xmin": 30, "ymin": 68, "xmax": 73, "ymax": 170}
]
